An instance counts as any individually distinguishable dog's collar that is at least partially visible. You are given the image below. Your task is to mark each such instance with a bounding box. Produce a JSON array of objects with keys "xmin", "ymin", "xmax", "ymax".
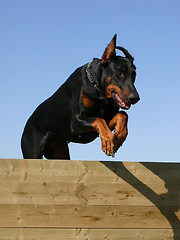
[{"xmin": 86, "ymin": 62, "xmax": 100, "ymax": 94}]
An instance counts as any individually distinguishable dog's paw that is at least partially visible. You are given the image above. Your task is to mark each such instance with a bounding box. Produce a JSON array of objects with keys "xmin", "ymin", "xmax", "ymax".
[{"xmin": 110, "ymin": 152, "xmax": 115, "ymax": 158}]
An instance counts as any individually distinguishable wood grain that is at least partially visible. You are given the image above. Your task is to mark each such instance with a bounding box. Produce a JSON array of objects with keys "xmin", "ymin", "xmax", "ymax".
[
  {"xmin": 0, "ymin": 228, "xmax": 179, "ymax": 240},
  {"xmin": 0, "ymin": 204, "xmax": 179, "ymax": 228},
  {"xmin": 0, "ymin": 181, "xmax": 178, "ymax": 206}
]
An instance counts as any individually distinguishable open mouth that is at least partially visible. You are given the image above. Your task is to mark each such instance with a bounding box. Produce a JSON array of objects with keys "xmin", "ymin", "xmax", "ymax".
[{"xmin": 111, "ymin": 90, "xmax": 131, "ymax": 109}]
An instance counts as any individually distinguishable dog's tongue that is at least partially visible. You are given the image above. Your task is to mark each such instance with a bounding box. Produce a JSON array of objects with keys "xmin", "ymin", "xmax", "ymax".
[{"xmin": 112, "ymin": 92, "xmax": 131, "ymax": 109}]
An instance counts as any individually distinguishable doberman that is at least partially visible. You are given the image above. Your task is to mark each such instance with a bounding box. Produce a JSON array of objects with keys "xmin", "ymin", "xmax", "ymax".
[{"xmin": 21, "ymin": 34, "xmax": 140, "ymax": 160}]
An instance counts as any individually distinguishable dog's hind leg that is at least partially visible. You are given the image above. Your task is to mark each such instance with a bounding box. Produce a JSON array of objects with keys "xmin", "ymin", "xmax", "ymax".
[
  {"xmin": 21, "ymin": 127, "xmax": 44, "ymax": 159},
  {"xmin": 41, "ymin": 133, "xmax": 70, "ymax": 160},
  {"xmin": 43, "ymin": 141, "xmax": 70, "ymax": 160}
]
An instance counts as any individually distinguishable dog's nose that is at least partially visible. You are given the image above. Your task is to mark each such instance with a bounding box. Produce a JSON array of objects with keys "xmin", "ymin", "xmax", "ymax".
[{"xmin": 129, "ymin": 93, "xmax": 140, "ymax": 104}]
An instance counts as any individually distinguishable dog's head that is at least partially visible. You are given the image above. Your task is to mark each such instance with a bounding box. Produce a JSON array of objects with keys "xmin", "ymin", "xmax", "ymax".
[{"xmin": 101, "ymin": 34, "xmax": 140, "ymax": 109}]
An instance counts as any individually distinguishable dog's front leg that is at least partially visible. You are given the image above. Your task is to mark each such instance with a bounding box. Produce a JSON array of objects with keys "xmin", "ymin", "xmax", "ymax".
[
  {"xmin": 72, "ymin": 116, "xmax": 115, "ymax": 156},
  {"xmin": 109, "ymin": 111, "xmax": 128, "ymax": 152},
  {"xmin": 92, "ymin": 118, "xmax": 115, "ymax": 156}
]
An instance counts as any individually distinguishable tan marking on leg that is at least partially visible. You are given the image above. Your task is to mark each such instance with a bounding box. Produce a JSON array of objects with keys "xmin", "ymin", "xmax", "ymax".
[
  {"xmin": 109, "ymin": 112, "xmax": 128, "ymax": 151},
  {"xmin": 92, "ymin": 118, "xmax": 114, "ymax": 156}
]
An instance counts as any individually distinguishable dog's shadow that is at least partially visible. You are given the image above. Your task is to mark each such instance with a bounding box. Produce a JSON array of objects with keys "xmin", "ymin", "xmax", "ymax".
[{"xmin": 101, "ymin": 161, "xmax": 180, "ymax": 240}]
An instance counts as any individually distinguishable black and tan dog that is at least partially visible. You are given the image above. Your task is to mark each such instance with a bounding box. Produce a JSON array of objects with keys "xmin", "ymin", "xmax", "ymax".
[{"xmin": 21, "ymin": 34, "xmax": 140, "ymax": 159}]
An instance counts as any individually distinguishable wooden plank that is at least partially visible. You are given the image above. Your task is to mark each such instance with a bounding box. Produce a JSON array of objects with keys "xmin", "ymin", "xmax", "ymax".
[
  {"xmin": 0, "ymin": 159, "xmax": 178, "ymax": 207},
  {"xmin": 0, "ymin": 204, "xmax": 179, "ymax": 229},
  {"xmin": 0, "ymin": 181, "xmax": 178, "ymax": 206},
  {"xmin": 0, "ymin": 228, "xmax": 179, "ymax": 240},
  {"xmin": 0, "ymin": 159, "xmax": 179, "ymax": 184}
]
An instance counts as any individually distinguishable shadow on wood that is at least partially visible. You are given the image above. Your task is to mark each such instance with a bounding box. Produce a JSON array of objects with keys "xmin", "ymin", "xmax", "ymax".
[{"xmin": 102, "ymin": 161, "xmax": 180, "ymax": 240}]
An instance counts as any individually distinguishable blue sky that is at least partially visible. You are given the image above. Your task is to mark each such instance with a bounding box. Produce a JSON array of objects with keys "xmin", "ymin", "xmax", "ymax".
[{"xmin": 0, "ymin": 0, "xmax": 180, "ymax": 162}]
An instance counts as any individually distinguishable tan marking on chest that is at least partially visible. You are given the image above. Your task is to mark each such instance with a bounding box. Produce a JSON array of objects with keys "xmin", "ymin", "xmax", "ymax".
[{"xmin": 81, "ymin": 94, "xmax": 95, "ymax": 108}]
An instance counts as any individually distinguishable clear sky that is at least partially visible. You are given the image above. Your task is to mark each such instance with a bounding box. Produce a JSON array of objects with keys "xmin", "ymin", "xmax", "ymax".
[{"xmin": 0, "ymin": 0, "xmax": 180, "ymax": 162}]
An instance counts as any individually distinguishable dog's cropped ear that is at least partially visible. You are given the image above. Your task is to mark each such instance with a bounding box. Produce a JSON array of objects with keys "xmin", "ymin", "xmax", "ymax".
[{"xmin": 102, "ymin": 34, "xmax": 116, "ymax": 64}]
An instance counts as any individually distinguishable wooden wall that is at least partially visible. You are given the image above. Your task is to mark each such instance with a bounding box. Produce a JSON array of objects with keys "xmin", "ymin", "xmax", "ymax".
[{"xmin": 0, "ymin": 159, "xmax": 179, "ymax": 239}]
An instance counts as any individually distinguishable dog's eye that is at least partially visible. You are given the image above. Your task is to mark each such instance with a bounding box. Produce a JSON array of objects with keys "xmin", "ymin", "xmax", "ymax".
[
  {"xmin": 116, "ymin": 70, "xmax": 122, "ymax": 77},
  {"xmin": 116, "ymin": 67, "xmax": 126, "ymax": 78}
]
